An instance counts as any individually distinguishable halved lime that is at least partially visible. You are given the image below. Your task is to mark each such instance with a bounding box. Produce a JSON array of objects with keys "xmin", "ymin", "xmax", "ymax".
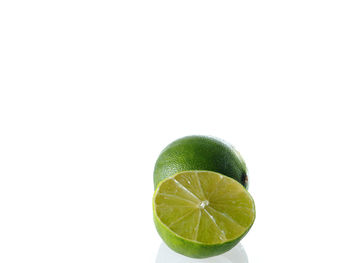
[{"xmin": 153, "ymin": 170, "xmax": 255, "ymax": 258}]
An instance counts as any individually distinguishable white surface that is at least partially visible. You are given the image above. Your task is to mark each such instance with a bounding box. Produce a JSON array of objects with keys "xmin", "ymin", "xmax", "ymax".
[{"xmin": 1, "ymin": 1, "xmax": 350, "ymax": 262}]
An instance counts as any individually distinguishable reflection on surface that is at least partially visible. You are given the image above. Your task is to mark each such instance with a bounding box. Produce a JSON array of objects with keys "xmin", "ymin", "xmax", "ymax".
[{"xmin": 156, "ymin": 242, "xmax": 248, "ymax": 263}]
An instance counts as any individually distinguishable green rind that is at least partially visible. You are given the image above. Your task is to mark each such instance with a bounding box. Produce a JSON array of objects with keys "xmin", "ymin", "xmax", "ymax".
[
  {"xmin": 152, "ymin": 172, "xmax": 256, "ymax": 258},
  {"xmin": 153, "ymin": 135, "xmax": 248, "ymax": 189}
]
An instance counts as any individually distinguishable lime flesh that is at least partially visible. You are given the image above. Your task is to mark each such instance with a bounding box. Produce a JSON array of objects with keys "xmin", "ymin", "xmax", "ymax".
[{"xmin": 153, "ymin": 171, "xmax": 255, "ymax": 258}]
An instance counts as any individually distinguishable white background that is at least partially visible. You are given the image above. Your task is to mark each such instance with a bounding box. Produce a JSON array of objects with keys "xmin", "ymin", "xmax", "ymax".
[{"xmin": 1, "ymin": 1, "xmax": 350, "ymax": 262}]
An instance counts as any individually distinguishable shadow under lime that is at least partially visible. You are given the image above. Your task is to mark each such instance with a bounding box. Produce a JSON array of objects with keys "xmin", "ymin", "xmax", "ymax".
[{"xmin": 156, "ymin": 242, "xmax": 248, "ymax": 263}]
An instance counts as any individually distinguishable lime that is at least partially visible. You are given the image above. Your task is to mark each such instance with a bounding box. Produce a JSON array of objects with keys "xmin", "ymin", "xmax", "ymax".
[
  {"xmin": 153, "ymin": 171, "xmax": 255, "ymax": 258},
  {"xmin": 153, "ymin": 136, "xmax": 248, "ymax": 189}
]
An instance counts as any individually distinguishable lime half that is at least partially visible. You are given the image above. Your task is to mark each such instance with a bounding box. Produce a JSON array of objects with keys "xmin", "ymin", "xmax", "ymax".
[{"xmin": 153, "ymin": 171, "xmax": 255, "ymax": 258}]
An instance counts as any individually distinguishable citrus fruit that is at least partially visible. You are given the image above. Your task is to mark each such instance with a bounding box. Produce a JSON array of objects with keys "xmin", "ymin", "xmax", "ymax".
[
  {"xmin": 153, "ymin": 136, "xmax": 248, "ymax": 189},
  {"xmin": 153, "ymin": 170, "xmax": 255, "ymax": 258}
]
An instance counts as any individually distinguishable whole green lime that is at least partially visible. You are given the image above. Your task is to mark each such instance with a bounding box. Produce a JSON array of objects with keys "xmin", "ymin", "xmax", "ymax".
[{"xmin": 153, "ymin": 135, "xmax": 248, "ymax": 189}]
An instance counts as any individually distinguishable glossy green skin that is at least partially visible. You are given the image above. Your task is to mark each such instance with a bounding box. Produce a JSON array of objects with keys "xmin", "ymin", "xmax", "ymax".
[{"xmin": 154, "ymin": 136, "xmax": 248, "ymax": 189}]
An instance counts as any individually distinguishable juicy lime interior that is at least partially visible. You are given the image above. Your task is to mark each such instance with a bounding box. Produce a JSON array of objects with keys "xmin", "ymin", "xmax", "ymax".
[{"xmin": 154, "ymin": 171, "xmax": 255, "ymax": 244}]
